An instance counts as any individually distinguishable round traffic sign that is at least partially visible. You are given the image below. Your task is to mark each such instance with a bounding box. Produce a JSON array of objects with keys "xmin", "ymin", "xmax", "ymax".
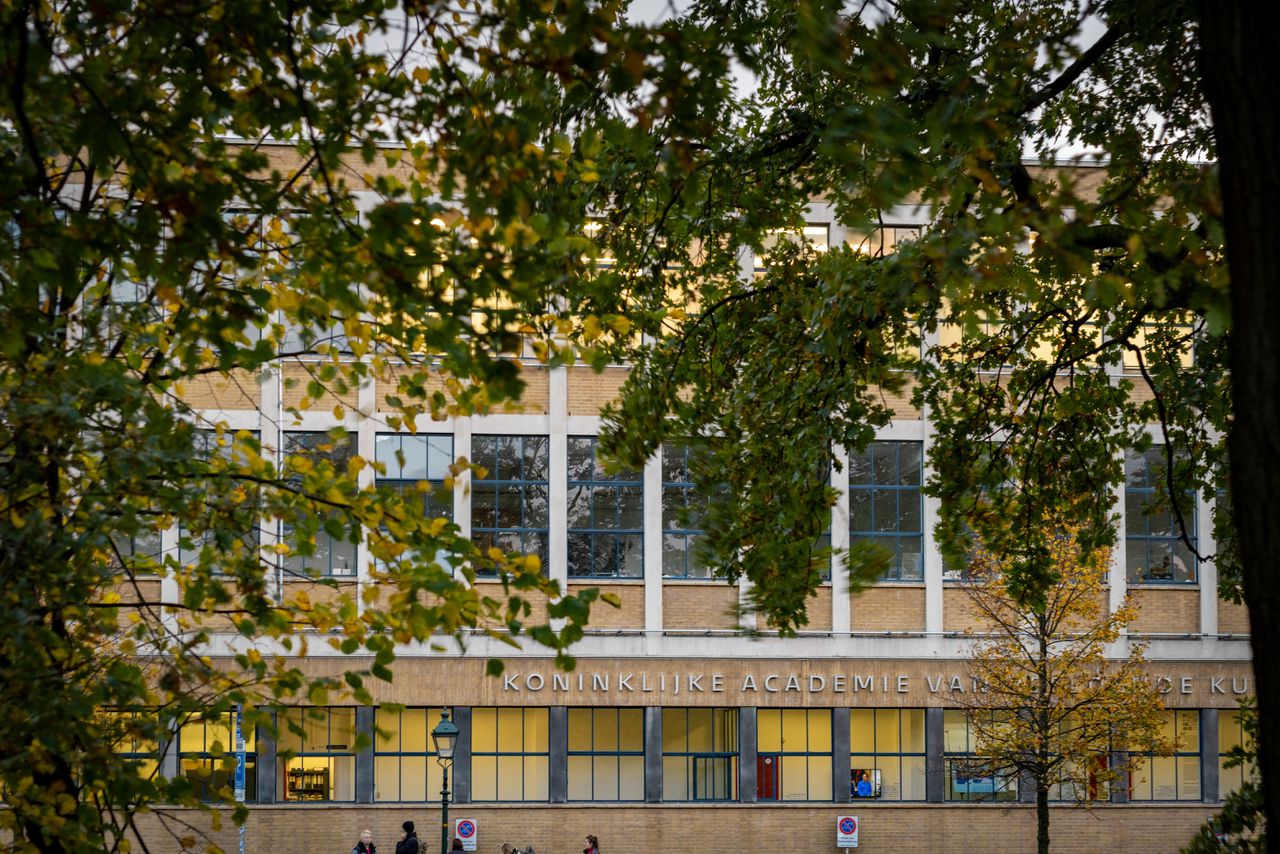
[
  {"xmin": 839, "ymin": 817, "xmax": 857, "ymax": 834},
  {"xmin": 457, "ymin": 821, "xmax": 476, "ymax": 839}
]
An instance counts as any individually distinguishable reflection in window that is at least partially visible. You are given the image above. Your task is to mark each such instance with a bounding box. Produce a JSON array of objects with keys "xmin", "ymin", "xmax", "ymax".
[
  {"xmin": 374, "ymin": 706, "xmax": 446, "ymax": 802},
  {"xmin": 942, "ymin": 710, "xmax": 1018, "ymax": 801},
  {"xmin": 471, "ymin": 436, "xmax": 549, "ymax": 572},
  {"xmin": 846, "ymin": 225, "xmax": 921, "ymax": 256},
  {"xmin": 471, "ymin": 707, "xmax": 549, "ymax": 801},
  {"xmin": 756, "ymin": 709, "xmax": 832, "ymax": 801},
  {"xmin": 849, "ymin": 442, "xmax": 924, "ymax": 581},
  {"xmin": 1129, "ymin": 710, "xmax": 1200, "ymax": 801},
  {"xmin": 567, "ymin": 436, "xmax": 643, "ymax": 578},
  {"xmin": 277, "ymin": 707, "xmax": 357, "ymax": 802},
  {"xmin": 375, "ymin": 434, "xmax": 454, "ymax": 521},
  {"xmin": 662, "ymin": 444, "xmax": 709, "ymax": 579},
  {"xmin": 1125, "ymin": 447, "xmax": 1197, "ymax": 584},
  {"xmin": 281, "ymin": 432, "xmax": 357, "ymax": 577},
  {"xmin": 849, "ymin": 709, "xmax": 926, "ymax": 801},
  {"xmin": 179, "ymin": 711, "xmax": 257, "ymax": 801},
  {"xmin": 104, "ymin": 709, "xmax": 161, "ymax": 780},
  {"xmin": 1218, "ymin": 710, "xmax": 1258, "ymax": 800},
  {"xmin": 178, "ymin": 429, "xmax": 261, "ymax": 569},
  {"xmin": 662, "ymin": 708, "xmax": 738, "ymax": 801},
  {"xmin": 568, "ymin": 708, "xmax": 645, "ymax": 801}
]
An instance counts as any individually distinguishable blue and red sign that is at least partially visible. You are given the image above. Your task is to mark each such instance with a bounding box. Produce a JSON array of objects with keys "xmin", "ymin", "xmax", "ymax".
[
  {"xmin": 455, "ymin": 818, "xmax": 478, "ymax": 852},
  {"xmin": 839, "ymin": 818, "xmax": 856, "ymax": 835},
  {"xmin": 836, "ymin": 815, "xmax": 860, "ymax": 848}
]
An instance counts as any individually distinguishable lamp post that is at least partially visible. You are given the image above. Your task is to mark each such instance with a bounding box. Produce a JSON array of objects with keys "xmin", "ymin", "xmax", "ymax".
[{"xmin": 431, "ymin": 709, "xmax": 459, "ymax": 854}]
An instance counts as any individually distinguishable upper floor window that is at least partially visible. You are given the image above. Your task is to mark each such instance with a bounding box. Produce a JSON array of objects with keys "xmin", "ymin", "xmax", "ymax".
[
  {"xmin": 849, "ymin": 709, "xmax": 926, "ymax": 801},
  {"xmin": 471, "ymin": 436, "xmax": 549, "ymax": 571},
  {"xmin": 374, "ymin": 706, "xmax": 447, "ymax": 803},
  {"xmin": 662, "ymin": 708, "xmax": 738, "ymax": 802},
  {"xmin": 471, "ymin": 707, "xmax": 549, "ymax": 802},
  {"xmin": 568, "ymin": 708, "xmax": 645, "ymax": 801},
  {"xmin": 178, "ymin": 429, "xmax": 261, "ymax": 570},
  {"xmin": 661, "ymin": 444, "xmax": 710, "ymax": 580},
  {"xmin": 1125, "ymin": 447, "xmax": 1197, "ymax": 584},
  {"xmin": 753, "ymin": 225, "xmax": 829, "ymax": 273},
  {"xmin": 179, "ymin": 710, "xmax": 256, "ymax": 802},
  {"xmin": 567, "ymin": 436, "xmax": 643, "ymax": 578},
  {"xmin": 277, "ymin": 707, "xmax": 357, "ymax": 802},
  {"xmin": 375, "ymin": 434, "xmax": 454, "ymax": 521},
  {"xmin": 849, "ymin": 441, "xmax": 924, "ymax": 581},
  {"xmin": 756, "ymin": 709, "xmax": 833, "ymax": 801},
  {"xmin": 281, "ymin": 432, "xmax": 356, "ymax": 577}
]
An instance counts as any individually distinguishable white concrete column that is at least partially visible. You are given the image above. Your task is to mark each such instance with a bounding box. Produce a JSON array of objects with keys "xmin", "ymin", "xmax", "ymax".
[
  {"xmin": 259, "ymin": 363, "xmax": 283, "ymax": 603},
  {"xmin": 1199, "ymin": 490, "xmax": 1219, "ymax": 637},
  {"xmin": 355, "ymin": 366, "xmax": 376, "ymax": 608},
  {"xmin": 921, "ymin": 328, "xmax": 944, "ymax": 638},
  {"xmin": 548, "ymin": 366, "xmax": 568, "ymax": 592},
  {"xmin": 832, "ymin": 443, "xmax": 851, "ymax": 635},
  {"xmin": 644, "ymin": 448, "xmax": 663, "ymax": 634}
]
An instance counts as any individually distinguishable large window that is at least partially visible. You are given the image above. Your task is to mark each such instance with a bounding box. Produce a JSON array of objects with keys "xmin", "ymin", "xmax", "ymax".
[
  {"xmin": 471, "ymin": 436, "xmax": 549, "ymax": 570},
  {"xmin": 471, "ymin": 707, "xmax": 549, "ymax": 801},
  {"xmin": 756, "ymin": 709, "xmax": 832, "ymax": 801},
  {"xmin": 661, "ymin": 444, "xmax": 709, "ymax": 579},
  {"xmin": 849, "ymin": 709, "xmax": 926, "ymax": 801},
  {"xmin": 1219, "ymin": 710, "xmax": 1258, "ymax": 799},
  {"xmin": 178, "ymin": 429, "xmax": 260, "ymax": 569},
  {"xmin": 1129, "ymin": 710, "xmax": 1201, "ymax": 801},
  {"xmin": 281, "ymin": 432, "xmax": 357, "ymax": 577},
  {"xmin": 943, "ymin": 710, "xmax": 1018, "ymax": 801},
  {"xmin": 1125, "ymin": 447, "xmax": 1197, "ymax": 583},
  {"xmin": 374, "ymin": 706, "xmax": 447, "ymax": 802},
  {"xmin": 104, "ymin": 710, "xmax": 160, "ymax": 780},
  {"xmin": 178, "ymin": 711, "xmax": 257, "ymax": 801},
  {"xmin": 375, "ymin": 434, "xmax": 454, "ymax": 520},
  {"xmin": 568, "ymin": 708, "xmax": 644, "ymax": 801},
  {"xmin": 662, "ymin": 708, "xmax": 738, "ymax": 801},
  {"xmin": 848, "ymin": 441, "xmax": 924, "ymax": 581},
  {"xmin": 277, "ymin": 707, "xmax": 357, "ymax": 802},
  {"xmin": 567, "ymin": 436, "xmax": 643, "ymax": 578}
]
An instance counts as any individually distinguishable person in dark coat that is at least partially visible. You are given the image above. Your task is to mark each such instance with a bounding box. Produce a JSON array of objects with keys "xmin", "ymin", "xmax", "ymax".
[
  {"xmin": 353, "ymin": 830, "xmax": 377, "ymax": 854},
  {"xmin": 397, "ymin": 821, "xmax": 419, "ymax": 854}
]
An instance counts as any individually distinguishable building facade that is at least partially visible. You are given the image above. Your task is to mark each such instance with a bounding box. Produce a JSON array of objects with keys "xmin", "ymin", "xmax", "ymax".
[{"xmin": 135, "ymin": 173, "xmax": 1252, "ymax": 854}]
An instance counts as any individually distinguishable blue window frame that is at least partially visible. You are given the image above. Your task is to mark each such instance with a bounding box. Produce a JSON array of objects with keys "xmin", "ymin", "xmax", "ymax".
[
  {"xmin": 1125, "ymin": 447, "xmax": 1197, "ymax": 583},
  {"xmin": 375, "ymin": 433, "xmax": 453, "ymax": 521},
  {"xmin": 662, "ymin": 443, "xmax": 709, "ymax": 579},
  {"xmin": 178, "ymin": 710, "xmax": 257, "ymax": 802},
  {"xmin": 662, "ymin": 708, "xmax": 739, "ymax": 801},
  {"xmin": 373, "ymin": 706, "xmax": 447, "ymax": 803},
  {"xmin": 178, "ymin": 429, "xmax": 261, "ymax": 571},
  {"xmin": 567, "ymin": 436, "xmax": 642, "ymax": 578},
  {"xmin": 567, "ymin": 708, "xmax": 645, "ymax": 801},
  {"xmin": 471, "ymin": 435, "xmax": 548, "ymax": 570},
  {"xmin": 849, "ymin": 441, "xmax": 924, "ymax": 581},
  {"xmin": 280, "ymin": 431, "xmax": 357, "ymax": 577}
]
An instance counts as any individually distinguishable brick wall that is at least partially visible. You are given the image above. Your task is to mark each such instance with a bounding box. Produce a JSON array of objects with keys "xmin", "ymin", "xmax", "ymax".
[
  {"xmin": 1218, "ymin": 600, "xmax": 1251, "ymax": 635},
  {"xmin": 1129, "ymin": 588, "xmax": 1200, "ymax": 635},
  {"xmin": 567, "ymin": 367, "xmax": 629, "ymax": 416},
  {"xmin": 804, "ymin": 586, "xmax": 834, "ymax": 632},
  {"xmin": 282, "ymin": 361, "xmax": 358, "ymax": 411},
  {"xmin": 662, "ymin": 583, "xmax": 740, "ymax": 630},
  {"xmin": 569, "ymin": 582, "xmax": 645, "ymax": 630},
  {"xmin": 125, "ymin": 801, "xmax": 1219, "ymax": 854},
  {"xmin": 851, "ymin": 586, "xmax": 926, "ymax": 632},
  {"xmin": 180, "ymin": 370, "xmax": 260, "ymax": 410}
]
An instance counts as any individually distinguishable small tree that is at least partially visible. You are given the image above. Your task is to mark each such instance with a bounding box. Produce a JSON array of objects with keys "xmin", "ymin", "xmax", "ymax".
[{"xmin": 957, "ymin": 521, "xmax": 1168, "ymax": 854}]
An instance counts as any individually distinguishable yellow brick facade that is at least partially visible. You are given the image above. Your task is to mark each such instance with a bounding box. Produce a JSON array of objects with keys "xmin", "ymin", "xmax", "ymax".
[
  {"xmin": 1129, "ymin": 588, "xmax": 1201, "ymax": 635},
  {"xmin": 851, "ymin": 586, "xmax": 926, "ymax": 632},
  {"xmin": 568, "ymin": 366, "xmax": 629, "ymax": 416},
  {"xmin": 662, "ymin": 583, "xmax": 741, "ymax": 630}
]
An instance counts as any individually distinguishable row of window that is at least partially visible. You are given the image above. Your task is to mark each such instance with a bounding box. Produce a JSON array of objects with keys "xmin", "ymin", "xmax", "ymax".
[
  {"xmin": 143, "ymin": 707, "xmax": 1251, "ymax": 805},
  {"xmin": 135, "ymin": 432, "xmax": 1200, "ymax": 585}
]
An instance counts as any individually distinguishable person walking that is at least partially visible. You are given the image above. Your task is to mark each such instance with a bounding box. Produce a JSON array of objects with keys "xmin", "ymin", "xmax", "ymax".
[
  {"xmin": 583, "ymin": 835, "xmax": 600, "ymax": 854},
  {"xmin": 397, "ymin": 821, "xmax": 419, "ymax": 854},
  {"xmin": 353, "ymin": 830, "xmax": 377, "ymax": 854},
  {"xmin": 451, "ymin": 839, "xmax": 464, "ymax": 851}
]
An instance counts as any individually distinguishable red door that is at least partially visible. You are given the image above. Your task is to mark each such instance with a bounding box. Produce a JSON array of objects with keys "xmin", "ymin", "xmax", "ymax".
[{"xmin": 757, "ymin": 754, "xmax": 778, "ymax": 800}]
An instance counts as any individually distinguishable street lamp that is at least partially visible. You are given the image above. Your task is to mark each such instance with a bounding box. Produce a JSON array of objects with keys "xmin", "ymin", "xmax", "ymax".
[{"xmin": 432, "ymin": 709, "xmax": 459, "ymax": 854}]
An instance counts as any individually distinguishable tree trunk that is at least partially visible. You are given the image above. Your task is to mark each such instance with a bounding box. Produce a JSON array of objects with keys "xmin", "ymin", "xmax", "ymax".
[
  {"xmin": 1197, "ymin": 2, "xmax": 1280, "ymax": 848},
  {"xmin": 1037, "ymin": 782, "xmax": 1050, "ymax": 854}
]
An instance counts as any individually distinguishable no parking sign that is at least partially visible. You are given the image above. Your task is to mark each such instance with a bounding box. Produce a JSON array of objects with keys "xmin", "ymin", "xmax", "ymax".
[
  {"xmin": 836, "ymin": 815, "xmax": 859, "ymax": 848},
  {"xmin": 455, "ymin": 819, "xmax": 477, "ymax": 852}
]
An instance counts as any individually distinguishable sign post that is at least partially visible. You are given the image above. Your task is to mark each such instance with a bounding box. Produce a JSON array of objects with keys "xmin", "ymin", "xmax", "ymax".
[
  {"xmin": 235, "ymin": 706, "xmax": 246, "ymax": 854},
  {"xmin": 836, "ymin": 815, "xmax": 859, "ymax": 849},
  {"xmin": 454, "ymin": 818, "xmax": 477, "ymax": 852}
]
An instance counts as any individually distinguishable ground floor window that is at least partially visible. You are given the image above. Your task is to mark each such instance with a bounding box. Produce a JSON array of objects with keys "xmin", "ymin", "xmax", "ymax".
[
  {"xmin": 849, "ymin": 709, "xmax": 926, "ymax": 801},
  {"xmin": 374, "ymin": 706, "xmax": 447, "ymax": 802},
  {"xmin": 277, "ymin": 707, "xmax": 357, "ymax": 802},
  {"xmin": 1219, "ymin": 709, "xmax": 1258, "ymax": 799},
  {"xmin": 568, "ymin": 708, "xmax": 644, "ymax": 801},
  {"xmin": 663, "ymin": 708, "xmax": 738, "ymax": 801},
  {"xmin": 1129, "ymin": 710, "xmax": 1201, "ymax": 801},
  {"xmin": 942, "ymin": 710, "xmax": 1017, "ymax": 802},
  {"xmin": 756, "ymin": 709, "xmax": 832, "ymax": 801},
  {"xmin": 104, "ymin": 709, "xmax": 160, "ymax": 780},
  {"xmin": 178, "ymin": 710, "xmax": 256, "ymax": 801},
  {"xmin": 471, "ymin": 707, "xmax": 549, "ymax": 801}
]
